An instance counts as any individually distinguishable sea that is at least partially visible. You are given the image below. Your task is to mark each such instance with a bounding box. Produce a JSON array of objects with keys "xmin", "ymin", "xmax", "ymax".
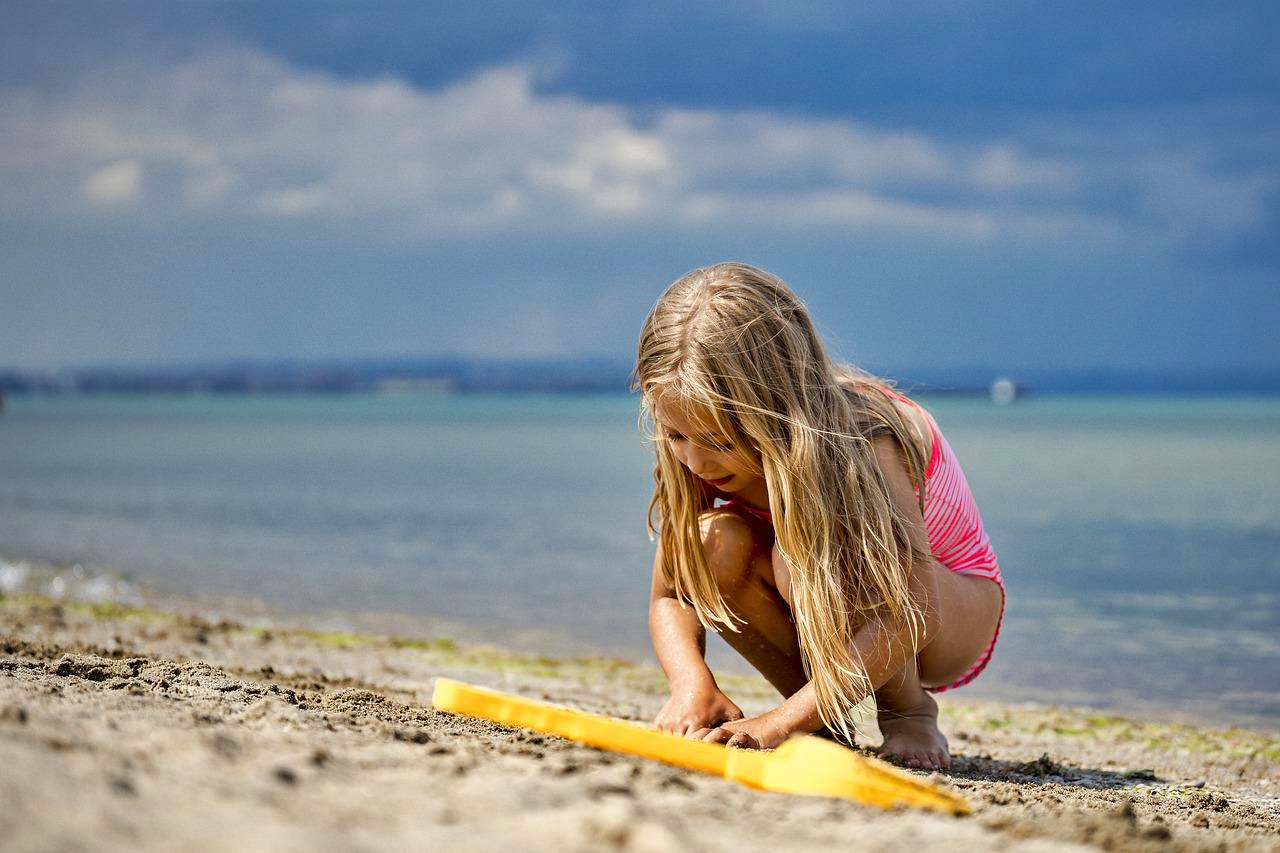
[{"xmin": 1, "ymin": 392, "xmax": 1277, "ymax": 731}]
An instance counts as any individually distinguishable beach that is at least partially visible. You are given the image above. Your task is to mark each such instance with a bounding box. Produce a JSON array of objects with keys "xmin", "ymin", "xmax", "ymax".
[{"xmin": 2, "ymin": 594, "xmax": 1277, "ymax": 852}]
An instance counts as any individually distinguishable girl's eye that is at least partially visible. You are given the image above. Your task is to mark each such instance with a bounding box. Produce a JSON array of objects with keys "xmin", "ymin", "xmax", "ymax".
[{"xmin": 664, "ymin": 431, "xmax": 730, "ymax": 452}]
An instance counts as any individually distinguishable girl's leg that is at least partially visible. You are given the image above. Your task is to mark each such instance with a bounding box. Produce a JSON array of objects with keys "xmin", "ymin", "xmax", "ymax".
[
  {"xmin": 699, "ymin": 510, "xmax": 878, "ymax": 744},
  {"xmin": 764, "ymin": 540, "xmax": 1001, "ymax": 769},
  {"xmin": 874, "ymin": 561, "xmax": 1004, "ymax": 769},
  {"xmin": 873, "ymin": 661, "xmax": 948, "ymax": 769},
  {"xmin": 698, "ymin": 509, "xmax": 808, "ymax": 699},
  {"xmin": 700, "ymin": 508, "xmax": 1003, "ymax": 768},
  {"xmin": 914, "ymin": 560, "xmax": 1005, "ymax": 688}
]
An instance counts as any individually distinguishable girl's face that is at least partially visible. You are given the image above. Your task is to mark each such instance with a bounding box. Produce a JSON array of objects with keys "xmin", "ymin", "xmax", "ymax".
[{"xmin": 652, "ymin": 395, "xmax": 763, "ymax": 494}]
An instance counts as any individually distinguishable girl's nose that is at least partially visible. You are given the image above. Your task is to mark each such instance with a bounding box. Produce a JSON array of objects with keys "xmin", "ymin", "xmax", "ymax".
[{"xmin": 684, "ymin": 445, "xmax": 714, "ymax": 475}]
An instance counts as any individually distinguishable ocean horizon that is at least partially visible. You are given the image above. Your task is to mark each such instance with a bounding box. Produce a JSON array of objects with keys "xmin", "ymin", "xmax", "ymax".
[{"xmin": 5, "ymin": 358, "xmax": 1280, "ymax": 397}]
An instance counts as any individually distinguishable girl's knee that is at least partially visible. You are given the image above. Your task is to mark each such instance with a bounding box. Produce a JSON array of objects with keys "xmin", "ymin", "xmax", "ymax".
[{"xmin": 698, "ymin": 509, "xmax": 765, "ymax": 593}]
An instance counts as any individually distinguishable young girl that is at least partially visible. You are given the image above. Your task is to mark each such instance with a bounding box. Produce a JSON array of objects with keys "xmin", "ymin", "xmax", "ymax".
[{"xmin": 635, "ymin": 262, "xmax": 1005, "ymax": 771}]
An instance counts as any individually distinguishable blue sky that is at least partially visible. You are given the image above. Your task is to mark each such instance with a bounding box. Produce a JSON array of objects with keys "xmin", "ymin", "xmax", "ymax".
[{"xmin": 2, "ymin": 1, "xmax": 1277, "ymax": 373}]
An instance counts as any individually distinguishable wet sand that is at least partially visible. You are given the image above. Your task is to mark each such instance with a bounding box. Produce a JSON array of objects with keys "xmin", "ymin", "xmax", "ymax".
[{"xmin": 1, "ymin": 596, "xmax": 1277, "ymax": 852}]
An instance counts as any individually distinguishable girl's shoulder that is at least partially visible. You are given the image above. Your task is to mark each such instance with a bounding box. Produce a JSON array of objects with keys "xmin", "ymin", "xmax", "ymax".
[
  {"xmin": 842, "ymin": 382, "xmax": 937, "ymax": 473},
  {"xmin": 842, "ymin": 381, "xmax": 935, "ymax": 433}
]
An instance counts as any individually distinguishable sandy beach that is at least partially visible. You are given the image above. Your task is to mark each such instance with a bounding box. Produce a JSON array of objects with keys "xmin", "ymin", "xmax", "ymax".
[{"xmin": 1, "ymin": 595, "xmax": 1277, "ymax": 852}]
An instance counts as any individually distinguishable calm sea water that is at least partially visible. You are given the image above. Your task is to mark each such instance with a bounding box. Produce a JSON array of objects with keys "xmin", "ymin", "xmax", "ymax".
[{"xmin": 2, "ymin": 393, "xmax": 1278, "ymax": 730}]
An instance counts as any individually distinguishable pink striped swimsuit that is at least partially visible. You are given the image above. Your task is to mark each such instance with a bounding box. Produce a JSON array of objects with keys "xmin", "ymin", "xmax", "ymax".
[{"xmin": 724, "ymin": 391, "xmax": 1005, "ymax": 692}]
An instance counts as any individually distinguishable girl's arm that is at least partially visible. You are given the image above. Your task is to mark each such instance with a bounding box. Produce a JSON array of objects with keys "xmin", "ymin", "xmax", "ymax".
[
  {"xmin": 649, "ymin": 541, "xmax": 745, "ymax": 734},
  {"xmin": 648, "ymin": 541, "xmax": 711, "ymax": 686}
]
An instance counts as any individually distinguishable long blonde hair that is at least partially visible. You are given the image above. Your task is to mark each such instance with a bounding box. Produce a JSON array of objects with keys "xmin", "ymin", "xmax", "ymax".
[{"xmin": 634, "ymin": 262, "xmax": 932, "ymax": 740}]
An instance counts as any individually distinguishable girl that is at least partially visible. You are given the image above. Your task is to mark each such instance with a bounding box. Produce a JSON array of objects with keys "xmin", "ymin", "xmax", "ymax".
[{"xmin": 635, "ymin": 262, "xmax": 1005, "ymax": 771}]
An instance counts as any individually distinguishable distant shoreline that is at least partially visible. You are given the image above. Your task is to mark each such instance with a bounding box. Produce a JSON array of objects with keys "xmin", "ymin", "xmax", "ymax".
[
  {"xmin": 4, "ymin": 357, "xmax": 1280, "ymax": 397},
  {"xmin": 5, "ymin": 385, "xmax": 1280, "ymax": 400}
]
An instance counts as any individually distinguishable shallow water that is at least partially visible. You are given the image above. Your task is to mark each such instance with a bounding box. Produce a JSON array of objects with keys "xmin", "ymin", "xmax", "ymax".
[{"xmin": 1, "ymin": 392, "xmax": 1277, "ymax": 729}]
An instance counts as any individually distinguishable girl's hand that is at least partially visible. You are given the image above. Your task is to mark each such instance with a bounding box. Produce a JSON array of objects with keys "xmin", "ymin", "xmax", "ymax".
[
  {"xmin": 696, "ymin": 710, "xmax": 790, "ymax": 750},
  {"xmin": 655, "ymin": 682, "xmax": 744, "ymax": 737}
]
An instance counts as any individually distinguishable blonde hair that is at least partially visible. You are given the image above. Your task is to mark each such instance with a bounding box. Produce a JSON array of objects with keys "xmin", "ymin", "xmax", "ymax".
[{"xmin": 634, "ymin": 262, "xmax": 932, "ymax": 741}]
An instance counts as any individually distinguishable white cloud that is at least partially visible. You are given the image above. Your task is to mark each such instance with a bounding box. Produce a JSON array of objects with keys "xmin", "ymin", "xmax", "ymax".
[
  {"xmin": 676, "ymin": 188, "xmax": 999, "ymax": 241},
  {"xmin": 183, "ymin": 167, "xmax": 237, "ymax": 205},
  {"xmin": 970, "ymin": 144, "xmax": 1077, "ymax": 192},
  {"xmin": 84, "ymin": 159, "xmax": 142, "ymax": 205},
  {"xmin": 1, "ymin": 48, "xmax": 1273, "ymax": 251},
  {"xmin": 257, "ymin": 184, "xmax": 331, "ymax": 216}
]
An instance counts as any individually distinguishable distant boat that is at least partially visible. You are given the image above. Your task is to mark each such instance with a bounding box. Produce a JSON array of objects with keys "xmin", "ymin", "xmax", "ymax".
[
  {"xmin": 989, "ymin": 377, "xmax": 1017, "ymax": 405},
  {"xmin": 375, "ymin": 377, "xmax": 456, "ymax": 396}
]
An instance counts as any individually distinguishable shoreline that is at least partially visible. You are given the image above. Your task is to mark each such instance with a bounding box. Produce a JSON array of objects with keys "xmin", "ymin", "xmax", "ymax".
[
  {"xmin": 2, "ymin": 592, "xmax": 1279, "ymax": 851},
  {"xmin": 3, "ymin": 553, "xmax": 1276, "ymax": 738}
]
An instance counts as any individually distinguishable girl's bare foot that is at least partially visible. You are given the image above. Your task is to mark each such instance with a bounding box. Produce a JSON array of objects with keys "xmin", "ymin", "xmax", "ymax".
[{"xmin": 874, "ymin": 691, "xmax": 950, "ymax": 770}]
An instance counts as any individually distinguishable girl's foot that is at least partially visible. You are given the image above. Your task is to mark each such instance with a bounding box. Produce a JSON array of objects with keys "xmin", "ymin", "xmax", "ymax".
[{"xmin": 874, "ymin": 691, "xmax": 950, "ymax": 770}]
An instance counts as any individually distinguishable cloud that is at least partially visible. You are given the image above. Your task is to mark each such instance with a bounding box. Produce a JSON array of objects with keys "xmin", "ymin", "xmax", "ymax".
[
  {"xmin": 183, "ymin": 167, "xmax": 237, "ymax": 205},
  {"xmin": 84, "ymin": 159, "xmax": 142, "ymax": 205},
  {"xmin": 1, "ymin": 48, "xmax": 1274, "ymax": 254},
  {"xmin": 970, "ymin": 144, "xmax": 1077, "ymax": 192}
]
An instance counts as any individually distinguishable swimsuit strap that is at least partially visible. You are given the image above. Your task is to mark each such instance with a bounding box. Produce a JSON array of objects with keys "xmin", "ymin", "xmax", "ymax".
[{"xmin": 720, "ymin": 499, "xmax": 772, "ymax": 522}]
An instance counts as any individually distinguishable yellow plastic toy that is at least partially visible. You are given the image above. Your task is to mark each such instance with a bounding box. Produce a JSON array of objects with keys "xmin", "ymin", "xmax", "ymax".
[{"xmin": 431, "ymin": 678, "xmax": 969, "ymax": 815}]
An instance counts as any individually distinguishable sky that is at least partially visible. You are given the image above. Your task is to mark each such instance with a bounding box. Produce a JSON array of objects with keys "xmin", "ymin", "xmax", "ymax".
[{"xmin": 1, "ymin": 0, "xmax": 1278, "ymax": 374}]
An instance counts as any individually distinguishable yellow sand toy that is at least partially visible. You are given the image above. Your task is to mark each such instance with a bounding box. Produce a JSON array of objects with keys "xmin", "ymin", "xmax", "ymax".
[{"xmin": 431, "ymin": 678, "xmax": 969, "ymax": 815}]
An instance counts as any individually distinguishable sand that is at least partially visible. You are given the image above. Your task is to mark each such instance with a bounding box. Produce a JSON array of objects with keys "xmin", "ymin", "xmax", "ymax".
[{"xmin": 1, "ymin": 596, "xmax": 1277, "ymax": 852}]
